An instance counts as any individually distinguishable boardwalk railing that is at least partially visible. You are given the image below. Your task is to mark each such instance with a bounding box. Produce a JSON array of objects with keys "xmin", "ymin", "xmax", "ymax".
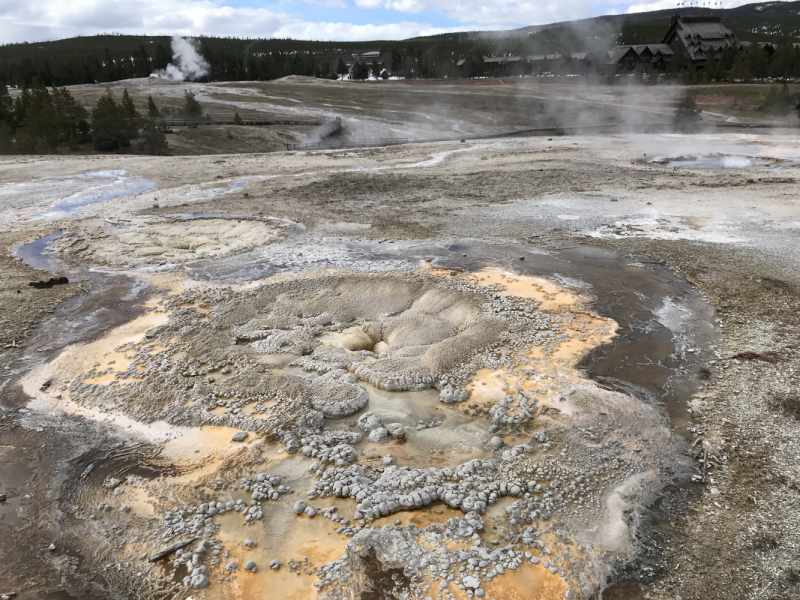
[{"xmin": 287, "ymin": 137, "xmax": 408, "ymax": 151}]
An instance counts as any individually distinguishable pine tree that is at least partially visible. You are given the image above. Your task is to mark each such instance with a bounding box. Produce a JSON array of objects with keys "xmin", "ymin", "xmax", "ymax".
[
  {"xmin": 668, "ymin": 44, "xmax": 688, "ymax": 77},
  {"xmin": 335, "ymin": 57, "xmax": 349, "ymax": 80},
  {"xmin": 0, "ymin": 82, "xmax": 13, "ymax": 128},
  {"xmin": 120, "ymin": 89, "xmax": 138, "ymax": 120},
  {"xmin": 136, "ymin": 118, "xmax": 169, "ymax": 155},
  {"xmin": 13, "ymin": 85, "xmax": 31, "ymax": 124},
  {"xmin": 52, "ymin": 86, "xmax": 90, "ymax": 143},
  {"xmin": 729, "ymin": 52, "xmax": 751, "ymax": 82},
  {"xmin": 762, "ymin": 84, "xmax": 791, "ymax": 114},
  {"xmin": 155, "ymin": 44, "xmax": 170, "ymax": 71},
  {"xmin": 146, "ymin": 95, "xmax": 159, "ymax": 118},
  {"xmin": 675, "ymin": 92, "xmax": 700, "ymax": 132},
  {"xmin": 391, "ymin": 48, "xmax": 402, "ymax": 73},
  {"xmin": 103, "ymin": 49, "xmax": 116, "ymax": 82},
  {"xmin": 745, "ymin": 45, "xmax": 769, "ymax": 80},
  {"xmin": 233, "ymin": 111, "xmax": 243, "ymax": 125},
  {"xmin": 180, "ymin": 91, "xmax": 203, "ymax": 119},
  {"xmin": 136, "ymin": 45, "xmax": 151, "ymax": 77},
  {"xmin": 15, "ymin": 82, "xmax": 62, "ymax": 153},
  {"xmin": 0, "ymin": 122, "xmax": 12, "ymax": 154},
  {"xmin": 352, "ymin": 61, "xmax": 369, "ymax": 81},
  {"xmin": 91, "ymin": 91, "xmax": 135, "ymax": 151}
]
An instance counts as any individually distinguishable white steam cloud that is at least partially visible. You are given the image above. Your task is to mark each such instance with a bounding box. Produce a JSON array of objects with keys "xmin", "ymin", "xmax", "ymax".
[{"xmin": 150, "ymin": 35, "xmax": 210, "ymax": 81}]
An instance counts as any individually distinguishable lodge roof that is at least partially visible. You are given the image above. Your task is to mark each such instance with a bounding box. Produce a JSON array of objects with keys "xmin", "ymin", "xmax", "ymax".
[
  {"xmin": 662, "ymin": 15, "xmax": 740, "ymax": 61},
  {"xmin": 608, "ymin": 44, "xmax": 675, "ymax": 65}
]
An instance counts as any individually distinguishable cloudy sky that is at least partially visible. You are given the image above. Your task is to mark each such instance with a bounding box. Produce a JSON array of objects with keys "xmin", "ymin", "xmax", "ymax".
[{"xmin": 0, "ymin": 0, "xmax": 766, "ymax": 44}]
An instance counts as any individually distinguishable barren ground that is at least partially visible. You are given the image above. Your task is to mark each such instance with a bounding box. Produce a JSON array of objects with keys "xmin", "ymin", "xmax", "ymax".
[
  {"xmin": 1, "ymin": 80, "xmax": 799, "ymax": 600},
  {"xmin": 20, "ymin": 76, "xmax": 799, "ymax": 155}
]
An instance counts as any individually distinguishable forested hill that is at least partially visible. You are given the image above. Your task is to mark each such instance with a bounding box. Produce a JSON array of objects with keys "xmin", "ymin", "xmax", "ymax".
[
  {"xmin": 0, "ymin": 36, "xmax": 467, "ymax": 87},
  {"xmin": 0, "ymin": 0, "xmax": 798, "ymax": 87}
]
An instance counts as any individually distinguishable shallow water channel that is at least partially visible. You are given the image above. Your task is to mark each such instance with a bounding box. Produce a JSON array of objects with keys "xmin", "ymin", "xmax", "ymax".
[{"xmin": 654, "ymin": 154, "xmax": 773, "ymax": 169}]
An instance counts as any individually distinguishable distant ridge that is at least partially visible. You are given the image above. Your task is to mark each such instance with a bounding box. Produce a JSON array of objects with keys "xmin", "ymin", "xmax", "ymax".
[{"xmin": 413, "ymin": 1, "xmax": 800, "ymax": 43}]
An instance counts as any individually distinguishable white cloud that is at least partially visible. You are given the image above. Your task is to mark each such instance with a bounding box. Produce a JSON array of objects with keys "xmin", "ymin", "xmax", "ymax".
[
  {"xmin": 1, "ymin": 0, "xmax": 788, "ymax": 44},
  {"xmin": 625, "ymin": 0, "xmax": 685, "ymax": 12},
  {"xmin": 352, "ymin": 0, "xmax": 605, "ymax": 26},
  {"xmin": 0, "ymin": 0, "xmax": 462, "ymax": 44}
]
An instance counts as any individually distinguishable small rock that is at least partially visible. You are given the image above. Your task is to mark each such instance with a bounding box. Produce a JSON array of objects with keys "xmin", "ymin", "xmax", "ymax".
[
  {"xmin": 243, "ymin": 539, "xmax": 257, "ymax": 548},
  {"xmin": 357, "ymin": 412, "xmax": 384, "ymax": 432},
  {"xmin": 386, "ymin": 423, "xmax": 406, "ymax": 439},
  {"xmin": 490, "ymin": 436, "xmax": 504, "ymax": 450},
  {"xmin": 231, "ymin": 432, "xmax": 249, "ymax": 443},
  {"xmin": 293, "ymin": 501, "xmax": 307, "ymax": 515},
  {"xmin": 270, "ymin": 559, "xmax": 280, "ymax": 570},
  {"xmin": 224, "ymin": 561, "xmax": 237, "ymax": 571},
  {"xmin": 368, "ymin": 427, "xmax": 389, "ymax": 443},
  {"xmin": 244, "ymin": 560, "xmax": 257, "ymax": 571}
]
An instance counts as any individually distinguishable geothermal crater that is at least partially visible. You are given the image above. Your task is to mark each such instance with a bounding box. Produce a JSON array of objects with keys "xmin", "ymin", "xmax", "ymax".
[{"xmin": 24, "ymin": 265, "xmax": 685, "ymax": 600}]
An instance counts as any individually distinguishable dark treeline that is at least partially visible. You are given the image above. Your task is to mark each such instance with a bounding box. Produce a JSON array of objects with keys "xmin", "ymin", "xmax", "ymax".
[
  {"xmin": 666, "ymin": 42, "xmax": 800, "ymax": 82},
  {"xmin": 0, "ymin": 36, "xmax": 479, "ymax": 87},
  {"xmin": 0, "ymin": 34, "xmax": 644, "ymax": 88},
  {"xmin": 0, "ymin": 43, "xmax": 171, "ymax": 88},
  {"xmin": 0, "ymin": 81, "xmax": 198, "ymax": 154}
]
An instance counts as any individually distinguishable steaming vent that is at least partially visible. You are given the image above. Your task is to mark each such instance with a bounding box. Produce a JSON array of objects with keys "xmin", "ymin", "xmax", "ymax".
[{"xmin": 150, "ymin": 35, "xmax": 210, "ymax": 82}]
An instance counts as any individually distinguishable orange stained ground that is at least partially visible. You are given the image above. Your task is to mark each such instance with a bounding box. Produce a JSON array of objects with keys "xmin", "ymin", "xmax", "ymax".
[
  {"xmin": 206, "ymin": 499, "xmax": 349, "ymax": 600},
  {"xmin": 461, "ymin": 270, "xmax": 617, "ymax": 419},
  {"xmin": 423, "ymin": 264, "xmax": 582, "ymax": 311},
  {"xmin": 481, "ymin": 562, "xmax": 570, "ymax": 600},
  {"xmin": 371, "ymin": 503, "xmax": 465, "ymax": 529}
]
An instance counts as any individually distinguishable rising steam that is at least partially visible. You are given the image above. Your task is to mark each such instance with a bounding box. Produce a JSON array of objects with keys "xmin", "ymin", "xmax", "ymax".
[{"xmin": 150, "ymin": 35, "xmax": 210, "ymax": 81}]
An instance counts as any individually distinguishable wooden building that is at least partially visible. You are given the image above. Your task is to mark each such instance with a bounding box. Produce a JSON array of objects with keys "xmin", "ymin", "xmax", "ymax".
[{"xmin": 661, "ymin": 15, "xmax": 741, "ymax": 67}]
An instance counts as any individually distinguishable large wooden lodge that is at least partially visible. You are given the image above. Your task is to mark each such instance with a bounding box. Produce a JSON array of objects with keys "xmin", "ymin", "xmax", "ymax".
[{"xmin": 462, "ymin": 15, "xmax": 783, "ymax": 76}]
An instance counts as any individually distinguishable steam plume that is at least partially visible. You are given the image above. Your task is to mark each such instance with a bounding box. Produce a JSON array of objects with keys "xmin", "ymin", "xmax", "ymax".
[{"xmin": 150, "ymin": 36, "xmax": 210, "ymax": 81}]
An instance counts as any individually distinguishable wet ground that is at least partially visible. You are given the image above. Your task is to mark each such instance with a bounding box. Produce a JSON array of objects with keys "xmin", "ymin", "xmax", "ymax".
[{"xmin": 654, "ymin": 154, "xmax": 774, "ymax": 169}]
